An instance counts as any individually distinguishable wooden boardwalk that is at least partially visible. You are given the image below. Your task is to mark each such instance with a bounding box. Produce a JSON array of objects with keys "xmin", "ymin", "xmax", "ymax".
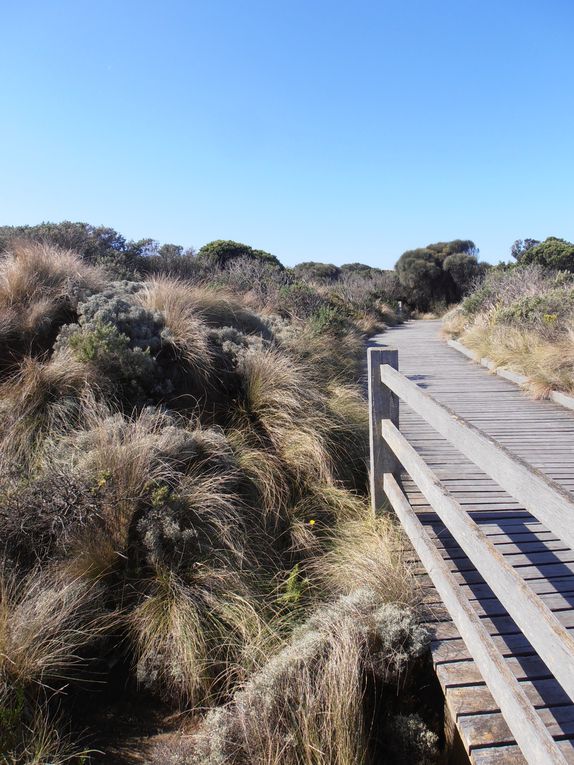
[{"xmin": 370, "ymin": 320, "xmax": 574, "ymax": 764}]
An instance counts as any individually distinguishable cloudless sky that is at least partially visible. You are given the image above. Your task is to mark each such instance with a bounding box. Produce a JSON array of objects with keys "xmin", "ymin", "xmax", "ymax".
[{"xmin": 1, "ymin": 0, "xmax": 573, "ymax": 267}]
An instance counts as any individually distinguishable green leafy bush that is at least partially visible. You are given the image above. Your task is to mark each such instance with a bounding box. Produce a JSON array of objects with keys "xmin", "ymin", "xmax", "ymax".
[
  {"xmin": 520, "ymin": 236, "xmax": 574, "ymax": 272},
  {"xmin": 307, "ymin": 304, "xmax": 348, "ymax": 335},
  {"xmin": 197, "ymin": 239, "xmax": 283, "ymax": 270},
  {"xmin": 495, "ymin": 288, "xmax": 574, "ymax": 327}
]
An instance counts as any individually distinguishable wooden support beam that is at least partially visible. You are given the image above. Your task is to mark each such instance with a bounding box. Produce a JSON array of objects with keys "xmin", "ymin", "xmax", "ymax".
[{"xmin": 367, "ymin": 347, "xmax": 398, "ymax": 514}]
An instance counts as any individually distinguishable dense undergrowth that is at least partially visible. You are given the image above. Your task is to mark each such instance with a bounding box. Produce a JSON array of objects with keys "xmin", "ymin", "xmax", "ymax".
[
  {"xmin": 0, "ymin": 239, "xmax": 438, "ymax": 764},
  {"xmin": 443, "ymin": 264, "xmax": 574, "ymax": 397}
]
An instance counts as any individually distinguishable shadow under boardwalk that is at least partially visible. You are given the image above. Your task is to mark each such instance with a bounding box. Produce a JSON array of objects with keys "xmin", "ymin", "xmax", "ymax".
[{"xmin": 372, "ymin": 320, "xmax": 574, "ymax": 764}]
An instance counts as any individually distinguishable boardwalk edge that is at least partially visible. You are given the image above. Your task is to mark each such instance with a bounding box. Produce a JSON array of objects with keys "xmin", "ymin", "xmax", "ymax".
[{"xmin": 446, "ymin": 338, "xmax": 574, "ymax": 413}]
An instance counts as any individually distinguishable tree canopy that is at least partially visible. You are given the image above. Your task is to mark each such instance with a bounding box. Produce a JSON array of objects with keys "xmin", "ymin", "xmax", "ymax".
[
  {"xmin": 510, "ymin": 238, "xmax": 540, "ymax": 261},
  {"xmin": 518, "ymin": 237, "xmax": 574, "ymax": 272},
  {"xmin": 196, "ymin": 240, "xmax": 283, "ymax": 269},
  {"xmin": 395, "ymin": 240, "xmax": 483, "ymax": 310},
  {"xmin": 292, "ymin": 262, "xmax": 341, "ymax": 282}
]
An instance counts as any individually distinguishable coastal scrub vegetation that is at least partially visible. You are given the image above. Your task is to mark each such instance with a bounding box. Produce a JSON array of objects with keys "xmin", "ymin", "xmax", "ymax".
[
  {"xmin": 444, "ymin": 237, "xmax": 574, "ymax": 397},
  {"xmin": 0, "ymin": 224, "xmax": 441, "ymax": 764}
]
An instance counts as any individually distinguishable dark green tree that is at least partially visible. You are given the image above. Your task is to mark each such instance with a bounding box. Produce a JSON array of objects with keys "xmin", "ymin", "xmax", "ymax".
[
  {"xmin": 395, "ymin": 240, "xmax": 481, "ymax": 310},
  {"xmin": 292, "ymin": 262, "xmax": 341, "ymax": 282},
  {"xmin": 510, "ymin": 238, "xmax": 540, "ymax": 261},
  {"xmin": 197, "ymin": 240, "xmax": 283, "ymax": 270},
  {"xmin": 443, "ymin": 253, "xmax": 487, "ymax": 295},
  {"xmin": 519, "ymin": 237, "xmax": 574, "ymax": 271}
]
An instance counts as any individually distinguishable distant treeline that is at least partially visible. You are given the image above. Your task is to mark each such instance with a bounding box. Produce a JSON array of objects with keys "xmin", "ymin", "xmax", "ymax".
[
  {"xmin": 1, "ymin": 222, "xmax": 572, "ymax": 312},
  {"xmin": 0, "ymin": 222, "xmax": 481, "ymax": 312}
]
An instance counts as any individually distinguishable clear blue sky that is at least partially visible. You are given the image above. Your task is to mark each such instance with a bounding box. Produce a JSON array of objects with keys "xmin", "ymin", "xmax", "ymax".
[{"xmin": 1, "ymin": 1, "xmax": 573, "ymax": 268}]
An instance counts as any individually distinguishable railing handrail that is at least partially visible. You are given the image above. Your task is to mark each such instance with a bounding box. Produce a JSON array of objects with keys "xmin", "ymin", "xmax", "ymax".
[
  {"xmin": 367, "ymin": 346, "xmax": 573, "ymax": 765},
  {"xmin": 379, "ymin": 361, "xmax": 574, "ymax": 552}
]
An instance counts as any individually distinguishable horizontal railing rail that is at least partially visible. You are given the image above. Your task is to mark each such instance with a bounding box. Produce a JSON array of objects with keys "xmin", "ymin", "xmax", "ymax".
[{"xmin": 367, "ymin": 346, "xmax": 574, "ymax": 765}]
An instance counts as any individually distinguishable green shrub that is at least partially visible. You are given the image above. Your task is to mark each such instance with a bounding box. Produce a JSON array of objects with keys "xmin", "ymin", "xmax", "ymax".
[
  {"xmin": 494, "ymin": 287, "xmax": 574, "ymax": 327},
  {"xmin": 520, "ymin": 236, "xmax": 574, "ymax": 272},
  {"xmin": 292, "ymin": 261, "xmax": 341, "ymax": 282},
  {"xmin": 67, "ymin": 320, "xmax": 130, "ymax": 362},
  {"xmin": 276, "ymin": 282, "xmax": 328, "ymax": 319},
  {"xmin": 307, "ymin": 304, "xmax": 348, "ymax": 335},
  {"xmin": 197, "ymin": 240, "xmax": 283, "ymax": 270}
]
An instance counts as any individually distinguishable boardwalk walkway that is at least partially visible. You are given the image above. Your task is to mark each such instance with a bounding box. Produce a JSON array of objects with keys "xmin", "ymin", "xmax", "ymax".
[{"xmin": 371, "ymin": 320, "xmax": 574, "ymax": 764}]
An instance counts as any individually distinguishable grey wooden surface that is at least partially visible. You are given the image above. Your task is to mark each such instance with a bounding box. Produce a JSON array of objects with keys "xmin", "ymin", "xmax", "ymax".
[{"xmin": 370, "ymin": 320, "xmax": 574, "ymax": 764}]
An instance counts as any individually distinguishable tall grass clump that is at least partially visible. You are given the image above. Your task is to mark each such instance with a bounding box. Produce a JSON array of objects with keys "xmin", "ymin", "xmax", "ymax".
[
  {"xmin": 444, "ymin": 265, "xmax": 574, "ymax": 397},
  {"xmin": 0, "ymin": 241, "xmax": 102, "ymax": 371},
  {"xmin": 0, "ymin": 563, "xmax": 111, "ymax": 764},
  {"xmin": 165, "ymin": 590, "xmax": 433, "ymax": 765}
]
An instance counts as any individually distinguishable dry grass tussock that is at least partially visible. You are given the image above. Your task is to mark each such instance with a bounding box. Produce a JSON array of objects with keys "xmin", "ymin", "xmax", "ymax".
[
  {"xmin": 461, "ymin": 321, "xmax": 574, "ymax": 398},
  {"xmin": 0, "ymin": 240, "xmax": 102, "ymax": 311},
  {"xmin": 0, "ymin": 563, "xmax": 110, "ymax": 693},
  {"xmin": 160, "ymin": 589, "xmax": 432, "ymax": 765},
  {"xmin": 238, "ymin": 346, "xmax": 334, "ymax": 485},
  {"xmin": 136, "ymin": 277, "xmax": 213, "ymax": 377},
  {"xmin": 0, "ymin": 561, "xmax": 115, "ymax": 763},
  {"xmin": 142, "ymin": 275, "xmax": 272, "ymax": 337},
  {"xmin": 0, "ymin": 351, "xmax": 95, "ymax": 470},
  {"xmin": 310, "ymin": 514, "xmax": 420, "ymax": 608},
  {"xmin": 281, "ymin": 319, "xmax": 366, "ymax": 381},
  {"xmin": 57, "ymin": 406, "xmax": 252, "ymax": 574},
  {"xmin": 0, "ymin": 241, "xmax": 103, "ymax": 368},
  {"xmin": 444, "ymin": 265, "xmax": 574, "ymax": 397},
  {"xmin": 128, "ymin": 567, "xmax": 268, "ymax": 708}
]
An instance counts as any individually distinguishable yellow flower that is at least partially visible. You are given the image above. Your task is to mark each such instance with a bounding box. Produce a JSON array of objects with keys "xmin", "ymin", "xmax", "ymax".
[{"xmin": 308, "ymin": 519, "xmax": 316, "ymax": 526}]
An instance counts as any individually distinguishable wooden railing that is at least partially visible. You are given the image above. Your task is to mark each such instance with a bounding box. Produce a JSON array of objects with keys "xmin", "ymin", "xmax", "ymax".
[{"xmin": 367, "ymin": 346, "xmax": 574, "ymax": 765}]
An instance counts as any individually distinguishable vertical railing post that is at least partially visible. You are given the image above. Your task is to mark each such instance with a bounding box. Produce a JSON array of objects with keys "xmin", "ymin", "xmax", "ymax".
[{"xmin": 368, "ymin": 347, "xmax": 399, "ymax": 514}]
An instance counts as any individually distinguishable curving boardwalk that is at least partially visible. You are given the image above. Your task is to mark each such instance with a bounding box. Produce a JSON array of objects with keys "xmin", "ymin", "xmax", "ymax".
[{"xmin": 370, "ymin": 320, "xmax": 574, "ymax": 764}]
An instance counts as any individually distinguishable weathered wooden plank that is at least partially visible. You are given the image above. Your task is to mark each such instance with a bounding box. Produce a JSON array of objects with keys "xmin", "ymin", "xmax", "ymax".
[
  {"xmin": 459, "ymin": 706, "xmax": 574, "ymax": 751},
  {"xmin": 432, "ymin": 633, "xmax": 536, "ymax": 664},
  {"xmin": 448, "ymin": 678, "xmax": 571, "ymax": 717},
  {"xmin": 436, "ymin": 655, "xmax": 554, "ymax": 688},
  {"xmin": 472, "ymin": 740, "xmax": 574, "ymax": 765}
]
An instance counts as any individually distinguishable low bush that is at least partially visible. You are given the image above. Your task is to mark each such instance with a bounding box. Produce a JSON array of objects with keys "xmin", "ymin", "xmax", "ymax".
[{"xmin": 444, "ymin": 264, "xmax": 574, "ymax": 396}]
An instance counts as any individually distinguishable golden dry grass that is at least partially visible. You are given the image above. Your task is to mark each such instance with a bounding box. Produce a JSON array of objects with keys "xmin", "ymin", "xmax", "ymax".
[
  {"xmin": 128, "ymin": 566, "xmax": 269, "ymax": 708},
  {"xmin": 0, "ymin": 564, "xmax": 111, "ymax": 692},
  {"xmin": 310, "ymin": 514, "xmax": 420, "ymax": 608},
  {"xmin": 461, "ymin": 322, "xmax": 574, "ymax": 397},
  {"xmin": 0, "ymin": 240, "xmax": 102, "ymax": 310},
  {"xmin": 0, "ymin": 350, "xmax": 95, "ymax": 468},
  {"xmin": 443, "ymin": 267, "xmax": 574, "ymax": 399},
  {"xmin": 238, "ymin": 346, "xmax": 334, "ymax": 485}
]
